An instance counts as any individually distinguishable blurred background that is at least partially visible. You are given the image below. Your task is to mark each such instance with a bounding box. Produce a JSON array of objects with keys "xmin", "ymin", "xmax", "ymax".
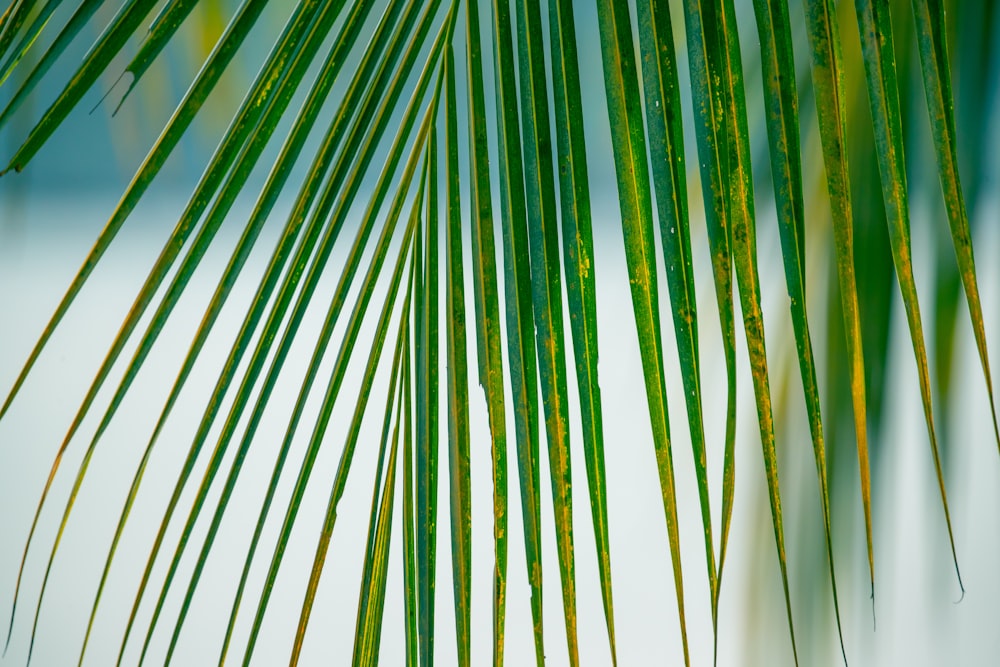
[{"xmin": 1, "ymin": 0, "xmax": 999, "ymax": 664}]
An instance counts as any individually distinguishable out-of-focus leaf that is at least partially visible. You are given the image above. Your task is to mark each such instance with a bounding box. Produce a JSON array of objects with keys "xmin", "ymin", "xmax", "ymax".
[
  {"xmin": 800, "ymin": 0, "xmax": 875, "ymax": 612},
  {"xmin": 911, "ymin": 0, "xmax": 999, "ymax": 450},
  {"xmin": 0, "ymin": 0, "xmax": 36, "ymax": 67},
  {"xmin": 0, "ymin": 0, "xmax": 58, "ymax": 86},
  {"xmin": 0, "ymin": 0, "xmax": 102, "ymax": 125},
  {"xmin": 853, "ymin": 0, "xmax": 963, "ymax": 591},
  {"xmin": 752, "ymin": 0, "xmax": 845, "ymax": 657}
]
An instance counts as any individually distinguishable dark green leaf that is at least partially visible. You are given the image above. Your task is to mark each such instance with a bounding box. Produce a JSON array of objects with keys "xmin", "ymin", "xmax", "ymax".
[{"xmin": 594, "ymin": 0, "xmax": 689, "ymax": 663}]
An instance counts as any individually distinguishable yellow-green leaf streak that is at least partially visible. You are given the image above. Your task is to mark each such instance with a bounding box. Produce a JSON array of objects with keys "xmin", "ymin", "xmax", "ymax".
[
  {"xmin": 490, "ymin": 0, "xmax": 544, "ymax": 660},
  {"xmin": 443, "ymin": 44, "xmax": 473, "ymax": 667},
  {"xmin": 594, "ymin": 0, "xmax": 689, "ymax": 663},
  {"xmin": 801, "ymin": 0, "xmax": 875, "ymax": 614},
  {"xmin": 751, "ymin": 0, "xmax": 846, "ymax": 659},
  {"xmin": 911, "ymin": 0, "xmax": 999, "ymax": 450},
  {"xmin": 679, "ymin": 1, "xmax": 738, "ymax": 617},
  {"xmin": 854, "ymin": 0, "xmax": 963, "ymax": 591},
  {"xmin": 514, "ymin": 0, "xmax": 579, "ymax": 661},
  {"xmin": 718, "ymin": 0, "xmax": 798, "ymax": 660},
  {"xmin": 548, "ymin": 0, "xmax": 617, "ymax": 661},
  {"xmin": 463, "ymin": 0, "xmax": 509, "ymax": 662},
  {"xmin": 636, "ymin": 0, "xmax": 717, "ymax": 644}
]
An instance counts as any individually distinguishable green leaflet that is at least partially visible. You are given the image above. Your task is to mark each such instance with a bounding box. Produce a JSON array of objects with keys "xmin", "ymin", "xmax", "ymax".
[
  {"xmin": 801, "ymin": 0, "xmax": 875, "ymax": 614},
  {"xmin": 933, "ymin": 0, "xmax": 996, "ymax": 432},
  {"xmin": 113, "ymin": 0, "xmax": 205, "ymax": 111},
  {"xmin": 402, "ymin": 305, "xmax": 419, "ymax": 667},
  {"xmin": 1, "ymin": 0, "xmax": 158, "ymax": 171},
  {"xmin": 513, "ymin": 0, "xmax": 579, "ymax": 662},
  {"xmin": 853, "ymin": 0, "xmax": 962, "ymax": 591},
  {"xmin": 679, "ymin": 0, "xmax": 738, "ymax": 617},
  {"xmin": 462, "ymin": 0, "xmax": 509, "ymax": 662},
  {"xmin": 635, "ymin": 0, "xmax": 716, "ymax": 646},
  {"xmin": 416, "ymin": 118, "xmax": 441, "ymax": 667},
  {"xmin": 235, "ymin": 14, "xmax": 451, "ymax": 661},
  {"xmin": 7, "ymin": 1, "xmax": 333, "ymax": 660},
  {"xmin": 911, "ymin": 0, "xmax": 999, "ymax": 450},
  {"xmin": 594, "ymin": 0, "xmax": 689, "ymax": 663},
  {"xmin": 751, "ymin": 0, "xmax": 845, "ymax": 658},
  {"xmin": 0, "ymin": 0, "xmax": 102, "ymax": 125},
  {"xmin": 684, "ymin": 0, "xmax": 799, "ymax": 662},
  {"xmin": 715, "ymin": 0, "xmax": 798, "ymax": 661},
  {"xmin": 76, "ymin": 0, "xmax": 391, "ymax": 658},
  {"xmin": 490, "ymin": 0, "xmax": 544, "ymax": 661},
  {"xmin": 353, "ymin": 319, "xmax": 409, "ymax": 667},
  {"xmin": 354, "ymin": 291, "xmax": 409, "ymax": 666},
  {"xmin": 79, "ymin": 3, "xmax": 440, "ymax": 662},
  {"xmin": 548, "ymin": 0, "xmax": 616, "ymax": 661},
  {"xmin": 0, "ymin": 0, "xmax": 57, "ymax": 86},
  {"xmin": 443, "ymin": 43, "xmax": 472, "ymax": 667},
  {"xmin": 0, "ymin": 0, "xmax": 269, "ymax": 422},
  {"xmin": 0, "ymin": 2, "xmax": 268, "ymax": 482},
  {"xmin": 287, "ymin": 187, "xmax": 420, "ymax": 666},
  {"xmin": 0, "ymin": 0, "xmax": 36, "ymax": 71},
  {"xmin": 135, "ymin": 3, "xmax": 392, "ymax": 663}
]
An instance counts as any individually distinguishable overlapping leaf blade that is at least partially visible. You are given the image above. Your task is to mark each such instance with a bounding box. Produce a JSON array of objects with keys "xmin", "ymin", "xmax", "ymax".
[
  {"xmin": 751, "ymin": 0, "xmax": 846, "ymax": 658},
  {"xmin": 635, "ymin": 0, "xmax": 716, "ymax": 647},
  {"xmin": 801, "ymin": 0, "xmax": 875, "ymax": 612},
  {"xmin": 462, "ymin": 1, "xmax": 509, "ymax": 662},
  {"xmin": 442, "ymin": 42, "xmax": 472, "ymax": 667},
  {"xmin": 548, "ymin": 0, "xmax": 616, "ymax": 661},
  {"xmin": 853, "ymin": 0, "xmax": 962, "ymax": 590},
  {"xmin": 513, "ymin": 0, "xmax": 579, "ymax": 662},
  {"xmin": 593, "ymin": 0, "xmax": 690, "ymax": 663},
  {"xmin": 911, "ymin": 0, "xmax": 999, "ymax": 450},
  {"xmin": 489, "ymin": 0, "xmax": 545, "ymax": 661}
]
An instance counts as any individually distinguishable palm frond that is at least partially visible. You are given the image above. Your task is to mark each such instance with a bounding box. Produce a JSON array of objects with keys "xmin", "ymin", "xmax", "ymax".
[{"xmin": 1, "ymin": 0, "xmax": 997, "ymax": 664}]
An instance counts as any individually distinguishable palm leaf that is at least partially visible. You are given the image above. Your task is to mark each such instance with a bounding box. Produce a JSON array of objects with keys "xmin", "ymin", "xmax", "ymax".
[{"xmin": 1, "ymin": 0, "xmax": 997, "ymax": 664}]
